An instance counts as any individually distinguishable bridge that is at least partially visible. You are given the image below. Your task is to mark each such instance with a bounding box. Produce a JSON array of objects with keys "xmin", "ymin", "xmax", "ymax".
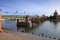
[{"xmin": 2, "ymin": 15, "xmax": 38, "ymax": 20}]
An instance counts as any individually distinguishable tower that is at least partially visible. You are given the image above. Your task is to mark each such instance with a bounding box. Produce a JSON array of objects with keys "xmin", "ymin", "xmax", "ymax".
[{"xmin": 54, "ymin": 10, "xmax": 58, "ymax": 16}]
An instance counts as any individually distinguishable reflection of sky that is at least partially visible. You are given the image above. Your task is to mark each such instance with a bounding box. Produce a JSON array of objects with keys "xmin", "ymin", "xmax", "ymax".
[
  {"xmin": 33, "ymin": 21, "xmax": 60, "ymax": 38},
  {"xmin": 0, "ymin": 0, "xmax": 60, "ymax": 16}
]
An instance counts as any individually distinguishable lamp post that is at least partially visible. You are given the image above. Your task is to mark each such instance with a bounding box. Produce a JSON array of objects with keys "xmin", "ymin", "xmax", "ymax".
[
  {"xmin": 0, "ymin": 9, "xmax": 2, "ymax": 32},
  {"xmin": 15, "ymin": 11, "xmax": 18, "ymax": 19},
  {"xmin": 5, "ymin": 11, "xmax": 8, "ymax": 19}
]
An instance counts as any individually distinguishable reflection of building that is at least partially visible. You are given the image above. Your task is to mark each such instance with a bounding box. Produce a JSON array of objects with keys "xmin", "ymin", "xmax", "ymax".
[{"xmin": 53, "ymin": 10, "xmax": 58, "ymax": 16}]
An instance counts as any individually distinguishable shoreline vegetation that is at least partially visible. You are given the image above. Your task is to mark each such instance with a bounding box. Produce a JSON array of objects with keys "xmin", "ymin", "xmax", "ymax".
[{"xmin": 0, "ymin": 27, "xmax": 59, "ymax": 40}]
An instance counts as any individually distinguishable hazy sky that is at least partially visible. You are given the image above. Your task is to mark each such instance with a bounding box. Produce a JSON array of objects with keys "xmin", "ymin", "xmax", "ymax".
[{"xmin": 0, "ymin": 0, "xmax": 60, "ymax": 16}]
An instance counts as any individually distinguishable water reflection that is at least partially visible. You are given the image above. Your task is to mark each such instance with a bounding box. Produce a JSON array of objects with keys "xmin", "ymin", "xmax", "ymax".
[
  {"xmin": 17, "ymin": 23, "xmax": 40, "ymax": 33},
  {"xmin": 33, "ymin": 21, "xmax": 60, "ymax": 38},
  {"xmin": 2, "ymin": 20, "xmax": 17, "ymax": 31}
]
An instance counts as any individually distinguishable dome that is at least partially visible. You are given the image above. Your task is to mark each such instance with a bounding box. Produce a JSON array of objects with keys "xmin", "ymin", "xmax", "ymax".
[{"xmin": 54, "ymin": 10, "xmax": 58, "ymax": 16}]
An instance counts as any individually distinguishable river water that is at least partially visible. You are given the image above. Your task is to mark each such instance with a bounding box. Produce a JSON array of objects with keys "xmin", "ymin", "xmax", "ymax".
[{"xmin": 2, "ymin": 20, "xmax": 60, "ymax": 38}]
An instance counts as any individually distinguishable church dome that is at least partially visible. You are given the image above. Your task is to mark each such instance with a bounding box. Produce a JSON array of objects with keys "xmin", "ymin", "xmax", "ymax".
[{"xmin": 54, "ymin": 10, "xmax": 58, "ymax": 16}]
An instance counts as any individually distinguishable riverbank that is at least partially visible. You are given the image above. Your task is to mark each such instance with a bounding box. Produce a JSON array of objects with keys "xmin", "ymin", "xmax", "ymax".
[{"xmin": 0, "ymin": 28, "xmax": 59, "ymax": 40}]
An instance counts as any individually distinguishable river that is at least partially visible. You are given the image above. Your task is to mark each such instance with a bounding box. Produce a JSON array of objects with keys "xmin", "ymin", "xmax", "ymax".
[{"xmin": 2, "ymin": 20, "xmax": 60, "ymax": 38}]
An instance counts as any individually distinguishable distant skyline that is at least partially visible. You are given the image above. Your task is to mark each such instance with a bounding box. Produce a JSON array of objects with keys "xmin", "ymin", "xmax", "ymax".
[{"xmin": 0, "ymin": 0, "xmax": 60, "ymax": 16}]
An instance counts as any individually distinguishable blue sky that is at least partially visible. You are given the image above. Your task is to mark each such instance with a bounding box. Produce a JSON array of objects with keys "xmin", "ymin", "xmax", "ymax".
[{"xmin": 0, "ymin": 0, "xmax": 60, "ymax": 16}]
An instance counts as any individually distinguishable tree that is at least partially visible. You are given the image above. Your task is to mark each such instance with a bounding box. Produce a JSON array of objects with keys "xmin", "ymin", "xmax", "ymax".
[
  {"xmin": 50, "ymin": 16, "xmax": 53, "ymax": 19},
  {"xmin": 53, "ymin": 16, "xmax": 56, "ymax": 19}
]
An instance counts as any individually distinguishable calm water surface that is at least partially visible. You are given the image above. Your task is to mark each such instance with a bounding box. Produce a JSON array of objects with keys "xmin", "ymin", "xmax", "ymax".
[
  {"xmin": 2, "ymin": 20, "xmax": 60, "ymax": 38},
  {"xmin": 2, "ymin": 20, "xmax": 17, "ymax": 31}
]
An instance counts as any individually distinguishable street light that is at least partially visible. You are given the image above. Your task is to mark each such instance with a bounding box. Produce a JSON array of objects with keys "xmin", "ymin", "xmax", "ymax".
[{"xmin": 15, "ymin": 11, "xmax": 18, "ymax": 19}]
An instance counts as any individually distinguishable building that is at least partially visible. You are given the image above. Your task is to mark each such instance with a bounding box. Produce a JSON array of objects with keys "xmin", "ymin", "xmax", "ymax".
[
  {"xmin": 56, "ymin": 15, "xmax": 60, "ymax": 21},
  {"xmin": 53, "ymin": 10, "xmax": 58, "ymax": 16},
  {"xmin": 53, "ymin": 10, "xmax": 60, "ymax": 21}
]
